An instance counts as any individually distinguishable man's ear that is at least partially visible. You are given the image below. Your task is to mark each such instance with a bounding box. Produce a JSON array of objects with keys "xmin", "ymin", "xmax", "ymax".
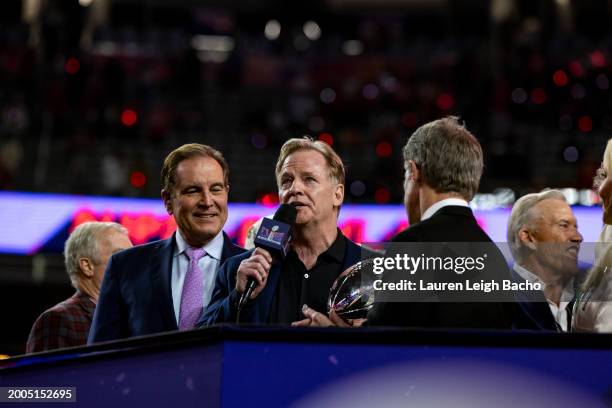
[
  {"xmin": 161, "ymin": 189, "xmax": 173, "ymax": 215},
  {"xmin": 79, "ymin": 257, "xmax": 94, "ymax": 278},
  {"xmin": 408, "ymin": 160, "xmax": 420, "ymax": 184},
  {"xmin": 518, "ymin": 227, "xmax": 537, "ymax": 250},
  {"xmin": 333, "ymin": 183, "xmax": 344, "ymax": 208}
]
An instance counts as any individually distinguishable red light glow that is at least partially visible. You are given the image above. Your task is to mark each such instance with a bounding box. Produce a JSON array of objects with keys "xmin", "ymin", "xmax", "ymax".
[
  {"xmin": 578, "ymin": 116, "xmax": 592, "ymax": 132},
  {"xmin": 318, "ymin": 133, "xmax": 334, "ymax": 146},
  {"xmin": 65, "ymin": 58, "xmax": 80, "ymax": 75},
  {"xmin": 530, "ymin": 88, "xmax": 547, "ymax": 104},
  {"xmin": 121, "ymin": 109, "xmax": 138, "ymax": 127},
  {"xmin": 259, "ymin": 193, "xmax": 279, "ymax": 207},
  {"xmin": 436, "ymin": 93, "xmax": 455, "ymax": 111},
  {"xmin": 591, "ymin": 50, "xmax": 605, "ymax": 68},
  {"xmin": 376, "ymin": 142, "xmax": 392, "ymax": 157},
  {"xmin": 374, "ymin": 188, "xmax": 391, "ymax": 203},
  {"xmin": 130, "ymin": 171, "xmax": 146, "ymax": 188},
  {"xmin": 339, "ymin": 219, "xmax": 365, "ymax": 243},
  {"xmin": 553, "ymin": 70, "xmax": 568, "ymax": 87},
  {"xmin": 569, "ymin": 61, "xmax": 584, "ymax": 77}
]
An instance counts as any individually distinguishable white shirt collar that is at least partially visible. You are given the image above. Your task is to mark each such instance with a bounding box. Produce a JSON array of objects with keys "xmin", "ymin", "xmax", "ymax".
[
  {"xmin": 174, "ymin": 229, "xmax": 225, "ymax": 261},
  {"xmin": 421, "ymin": 198, "xmax": 469, "ymax": 221}
]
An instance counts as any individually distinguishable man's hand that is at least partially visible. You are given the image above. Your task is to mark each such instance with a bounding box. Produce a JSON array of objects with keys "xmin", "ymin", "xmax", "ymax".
[
  {"xmin": 291, "ymin": 305, "xmax": 365, "ymax": 328},
  {"xmin": 235, "ymin": 248, "xmax": 273, "ymax": 299}
]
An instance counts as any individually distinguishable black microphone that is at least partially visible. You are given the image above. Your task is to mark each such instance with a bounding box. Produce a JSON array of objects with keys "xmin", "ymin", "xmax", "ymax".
[{"xmin": 238, "ymin": 203, "xmax": 297, "ymax": 311}]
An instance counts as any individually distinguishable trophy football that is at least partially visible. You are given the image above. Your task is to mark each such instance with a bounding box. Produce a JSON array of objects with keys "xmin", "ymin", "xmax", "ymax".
[{"xmin": 327, "ymin": 258, "xmax": 377, "ymax": 322}]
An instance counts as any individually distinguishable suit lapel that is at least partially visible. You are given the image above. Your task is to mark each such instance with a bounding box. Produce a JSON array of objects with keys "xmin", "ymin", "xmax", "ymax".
[
  {"xmin": 220, "ymin": 231, "xmax": 244, "ymax": 262},
  {"xmin": 510, "ymin": 268, "xmax": 558, "ymax": 331},
  {"xmin": 151, "ymin": 236, "xmax": 178, "ymax": 331}
]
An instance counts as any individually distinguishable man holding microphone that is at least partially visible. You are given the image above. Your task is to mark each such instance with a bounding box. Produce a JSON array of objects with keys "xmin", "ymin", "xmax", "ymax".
[{"xmin": 199, "ymin": 137, "xmax": 365, "ymax": 325}]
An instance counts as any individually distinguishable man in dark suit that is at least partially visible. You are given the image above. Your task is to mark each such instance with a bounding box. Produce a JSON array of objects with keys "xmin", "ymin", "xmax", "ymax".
[
  {"xmin": 199, "ymin": 138, "xmax": 365, "ymax": 325},
  {"xmin": 88, "ymin": 144, "xmax": 245, "ymax": 343},
  {"xmin": 27, "ymin": 222, "xmax": 132, "ymax": 352},
  {"xmin": 300, "ymin": 117, "xmax": 515, "ymax": 329},
  {"xmin": 507, "ymin": 190, "xmax": 583, "ymax": 331}
]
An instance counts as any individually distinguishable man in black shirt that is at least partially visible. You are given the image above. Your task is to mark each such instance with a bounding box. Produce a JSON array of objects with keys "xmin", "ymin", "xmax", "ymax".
[{"xmin": 199, "ymin": 137, "xmax": 364, "ymax": 325}]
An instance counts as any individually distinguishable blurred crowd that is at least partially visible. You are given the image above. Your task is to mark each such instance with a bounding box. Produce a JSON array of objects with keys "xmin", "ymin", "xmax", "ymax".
[{"xmin": 0, "ymin": 0, "xmax": 611, "ymax": 204}]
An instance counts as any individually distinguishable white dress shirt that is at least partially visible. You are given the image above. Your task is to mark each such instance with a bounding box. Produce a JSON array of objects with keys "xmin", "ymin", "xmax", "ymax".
[
  {"xmin": 421, "ymin": 198, "xmax": 470, "ymax": 221},
  {"xmin": 513, "ymin": 263, "xmax": 575, "ymax": 331},
  {"xmin": 171, "ymin": 230, "xmax": 224, "ymax": 325}
]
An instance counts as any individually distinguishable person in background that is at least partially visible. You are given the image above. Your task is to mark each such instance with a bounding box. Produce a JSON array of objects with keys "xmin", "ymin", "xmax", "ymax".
[
  {"xmin": 507, "ymin": 190, "xmax": 583, "ymax": 331},
  {"xmin": 26, "ymin": 222, "xmax": 132, "ymax": 353},
  {"xmin": 574, "ymin": 139, "xmax": 612, "ymax": 332}
]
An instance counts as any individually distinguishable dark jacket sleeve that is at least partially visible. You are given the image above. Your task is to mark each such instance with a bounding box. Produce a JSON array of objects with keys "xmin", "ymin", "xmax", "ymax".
[
  {"xmin": 88, "ymin": 255, "xmax": 127, "ymax": 343},
  {"xmin": 197, "ymin": 252, "xmax": 257, "ymax": 326}
]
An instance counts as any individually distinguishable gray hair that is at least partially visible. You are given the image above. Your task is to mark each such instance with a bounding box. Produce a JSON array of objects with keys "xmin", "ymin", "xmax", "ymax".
[
  {"xmin": 275, "ymin": 137, "xmax": 345, "ymax": 187},
  {"xmin": 507, "ymin": 190, "xmax": 567, "ymax": 260},
  {"xmin": 64, "ymin": 222, "xmax": 128, "ymax": 287},
  {"xmin": 403, "ymin": 116, "xmax": 483, "ymax": 201}
]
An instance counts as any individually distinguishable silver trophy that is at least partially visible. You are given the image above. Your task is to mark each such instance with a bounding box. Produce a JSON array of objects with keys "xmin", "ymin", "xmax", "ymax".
[{"xmin": 327, "ymin": 258, "xmax": 377, "ymax": 322}]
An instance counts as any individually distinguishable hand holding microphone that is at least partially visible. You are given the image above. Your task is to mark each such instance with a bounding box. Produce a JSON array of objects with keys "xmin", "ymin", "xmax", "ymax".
[
  {"xmin": 236, "ymin": 247, "xmax": 273, "ymax": 300},
  {"xmin": 237, "ymin": 204, "xmax": 297, "ymax": 310}
]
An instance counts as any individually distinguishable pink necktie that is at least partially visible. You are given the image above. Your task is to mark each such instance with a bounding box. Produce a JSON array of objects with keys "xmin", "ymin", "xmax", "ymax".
[{"xmin": 179, "ymin": 247, "xmax": 206, "ymax": 330}]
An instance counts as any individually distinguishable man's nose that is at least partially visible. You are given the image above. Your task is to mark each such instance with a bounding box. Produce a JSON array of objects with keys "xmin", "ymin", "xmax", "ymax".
[
  {"xmin": 199, "ymin": 191, "xmax": 213, "ymax": 206},
  {"xmin": 288, "ymin": 179, "xmax": 304, "ymax": 194},
  {"xmin": 571, "ymin": 228, "xmax": 583, "ymax": 244}
]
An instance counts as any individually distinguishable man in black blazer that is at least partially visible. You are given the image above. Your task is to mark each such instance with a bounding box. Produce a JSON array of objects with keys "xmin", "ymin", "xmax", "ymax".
[
  {"xmin": 89, "ymin": 144, "xmax": 245, "ymax": 343},
  {"xmin": 301, "ymin": 116, "xmax": 515, "ymax": 329},
  {"xmin": 365, "ymin": 117, "xmax": 515, "ymax": 329}
]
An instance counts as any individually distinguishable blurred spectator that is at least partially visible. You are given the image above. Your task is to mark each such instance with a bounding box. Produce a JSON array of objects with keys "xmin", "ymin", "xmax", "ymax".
[{"xmin": 25, "ymin": 222, "xmax": 132, "ymax": 353}]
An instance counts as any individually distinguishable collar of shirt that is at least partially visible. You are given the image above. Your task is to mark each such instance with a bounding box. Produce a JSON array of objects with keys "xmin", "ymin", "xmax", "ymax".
[
  {"xmin": 420, "ymin": 198, "xmax": 469, "ymax": 222},
  {"xmin": 174, "ymin": 229, "xmax": 224, "ymax": 261},
  {"xmin": 513, "ymin": 263, "xmax": 575, "ymax": 303},
  {"xmin": 321, "ymin": 229, "xmax": 346, "ymax": 263},
  {"xmin": 288, "ymin": 229, "xmax": 346, "ymax": 265}
]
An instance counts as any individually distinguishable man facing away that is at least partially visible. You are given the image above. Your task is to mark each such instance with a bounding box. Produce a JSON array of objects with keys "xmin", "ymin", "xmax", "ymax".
[
  {"xmin": 299, "ymin": 116, "xmax": 516, "ymax": 329},
  {"xmin": 27, "ymin": 222, "xmax": 132, "ymax": 353},
  {"xmin": 88, "ymin": 144, "xmax": 245, "ymax": 343}
]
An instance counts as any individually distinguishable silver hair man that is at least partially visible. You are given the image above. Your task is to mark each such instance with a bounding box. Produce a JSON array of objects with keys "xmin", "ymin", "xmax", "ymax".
[
  {"xmin": 26, "ymin": 221, "xmax": 133, "ymax": 353},
  {"xmin": 402, "ymin": 116, "xmax": 483, "ymax": 202},
  {"xmin": 507, "ymin": 190, "xmax": 568, "ymax": 262},
  {"xmin": 64, "ymin": 222, "xmax": 129, "ymax": 288}
]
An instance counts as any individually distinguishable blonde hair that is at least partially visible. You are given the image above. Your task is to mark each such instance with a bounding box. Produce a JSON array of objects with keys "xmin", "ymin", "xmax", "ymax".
[
  {"xmin": 582, "ymin": 139, "xmax": 612, "ymax": 293},
  {"xmin": 275, "ymin": 137, "xmax": 345, "ymax": 187}
]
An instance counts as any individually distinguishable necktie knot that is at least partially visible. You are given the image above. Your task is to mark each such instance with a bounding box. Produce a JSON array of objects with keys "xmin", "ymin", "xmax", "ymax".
[{"xmin": 185, "ymin": 247, "xmax": 206, "ymax": 262}]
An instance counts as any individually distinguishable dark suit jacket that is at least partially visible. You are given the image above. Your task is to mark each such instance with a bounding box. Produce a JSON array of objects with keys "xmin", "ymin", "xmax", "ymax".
[
  {"xmin": 509, "ymin": 268, "xmax": 559, "ymax": 331},
  {"xmin": 88, "ymin": 232, "xmax": 244, "ymax": 343},
  {"xmin": 510, "ymin": 266, "xmax": 581, "ymax": 331},
  {"xmin": 367, "ymin": 205, "xmax": 515, "ymax": 329},
  {"xmin": 198, "ymin": 237, "xmax": 366, "ymax": 325},
  {"xmin": 26, "ymin": 292, "xmax": 95, "ymax": 353}
]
